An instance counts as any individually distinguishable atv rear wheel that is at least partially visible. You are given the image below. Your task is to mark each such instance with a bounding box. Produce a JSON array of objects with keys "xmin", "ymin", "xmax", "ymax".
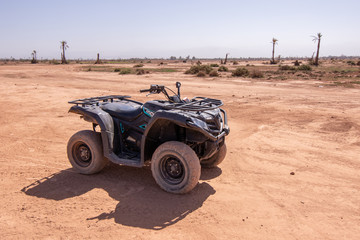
[
  {"xmin": 201, "ymin": 143, "xmax": 227, "ymax": 168},
  {"xmin": 67, "ymin": 130, "xmax": 108, "ymax": 174},
  {"xmin": 151, "ymin": 141, "xmax": 201, "ymax": 194}
]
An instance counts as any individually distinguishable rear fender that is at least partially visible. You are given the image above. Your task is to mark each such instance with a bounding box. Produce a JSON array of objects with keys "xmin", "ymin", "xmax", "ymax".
[{"xmin": 69, "ymin": 105, "xmax": 114, "ymax": 156}]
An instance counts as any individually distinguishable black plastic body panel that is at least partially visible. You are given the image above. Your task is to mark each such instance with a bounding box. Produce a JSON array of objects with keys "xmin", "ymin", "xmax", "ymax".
[{"xmin": 69, "ymin": 97, "xmax": 229, "ymax": 168}]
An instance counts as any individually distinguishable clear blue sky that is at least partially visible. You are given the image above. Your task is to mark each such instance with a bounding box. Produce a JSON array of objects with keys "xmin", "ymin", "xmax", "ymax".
[{"xmin": 0, "ymin": 0, "xmax": 359, "ymax": 59}]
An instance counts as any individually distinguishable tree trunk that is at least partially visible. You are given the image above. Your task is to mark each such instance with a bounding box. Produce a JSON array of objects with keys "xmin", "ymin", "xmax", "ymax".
[
  {"xmin": 224, "ymin": 53, "xmax": 229, "ymax": 64},
  {"xmin": 62, "ymin": 44, "xmax": 66, "ymax": 64},
  {"xmin": 314, "ymin": 38, "xmax": 321, "ymax": 66},
  {"xmin": 95, "ymin": 53, "xmax": 100, "ymax": 64},
  {"xmin": 271, "ymin": 42, "xmax": 275, "ymax": 63}
]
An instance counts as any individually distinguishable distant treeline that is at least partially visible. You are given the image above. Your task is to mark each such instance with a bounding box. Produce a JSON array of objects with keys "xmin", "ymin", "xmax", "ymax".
[{"xmin": 1, "ymin": 56, "xmax": 359, "ymax": 62}]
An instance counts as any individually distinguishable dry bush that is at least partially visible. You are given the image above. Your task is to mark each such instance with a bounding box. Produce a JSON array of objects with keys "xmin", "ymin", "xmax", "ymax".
[
  {"xmin": 185, "ymin": 65, "xmax": 213, "ymax": 75},
  {"xmin": 218, "ymin": 66, "xmax": 228, "ymax": 72},
  {"xmin": 279, "ymin": 65, "xmax": 296, "ymax": 71},
  {"xmin": 196, "ymin": 71, "xmax": 206, "ymax": 77},
  {"xmin": 49, "ymin": 59, "xmax": 60, "ymax": 65},
  {"xmin": 136, "ymin": 69, "xmax": 146, "ymax": 75},
  {"xmin": 298, "ymin": 65, "xmax": 312, "ymax": 71},
  {"xmin": 209, "ymin": 70, "xmax": 219, "ymax": 77},
  {"xmin": 232, "ymin": 67, "xmax": 249, "ymax": 77},
  {"xmin": 250, "ymin": 70, "xmax": 264, "ymax": 78},
  {"xmin": 119, "ymin": 69, "xmax": 132, "ymax": 75}
]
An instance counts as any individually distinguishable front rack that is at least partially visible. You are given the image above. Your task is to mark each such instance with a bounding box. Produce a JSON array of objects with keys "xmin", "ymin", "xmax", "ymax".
[
  {"xmin": 164, "ymin": 97, "xmax": 223, "ymax": 111},
  {"xmin": 68, "ymin": 95, "xmax": 131, "ymax": 107}
]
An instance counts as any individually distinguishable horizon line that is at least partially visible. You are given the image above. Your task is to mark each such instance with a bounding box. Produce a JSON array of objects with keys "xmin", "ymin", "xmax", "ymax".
[{"xmin": 1, "ymin": 55, "xmax": 360, "ymax": 61}]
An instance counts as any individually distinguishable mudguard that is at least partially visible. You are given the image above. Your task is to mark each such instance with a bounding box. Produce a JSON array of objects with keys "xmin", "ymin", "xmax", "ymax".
[
  {"xmin": 141, "ymin": 109, "xmax": 229, "ymax": 163},
  {"xmin": 69, "ymin": 105, "xmax": 114, "ymax": 156}
]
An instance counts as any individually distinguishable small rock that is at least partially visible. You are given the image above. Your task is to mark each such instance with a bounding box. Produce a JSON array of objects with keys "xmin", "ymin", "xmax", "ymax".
[{"xmin": 290, "ymin": 172, "xmax": 295, "ymax": 175}]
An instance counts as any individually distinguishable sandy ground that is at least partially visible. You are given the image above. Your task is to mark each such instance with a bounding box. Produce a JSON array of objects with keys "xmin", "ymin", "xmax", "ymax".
[{"xmin": 0, "ymin": 63, "xmax": 359, "ymax": 239}]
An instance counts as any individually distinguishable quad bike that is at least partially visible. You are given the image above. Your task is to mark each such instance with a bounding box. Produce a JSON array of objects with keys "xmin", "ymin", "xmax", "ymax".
[{"xmin": 67, "ymin": 82, "xmax": 229, "ymax": 194}]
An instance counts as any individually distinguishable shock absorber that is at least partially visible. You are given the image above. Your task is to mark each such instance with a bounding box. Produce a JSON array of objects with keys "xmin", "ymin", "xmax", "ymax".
[{"xmin": 177, "ymin": 126, "xmax": 186, "ymax": 142}]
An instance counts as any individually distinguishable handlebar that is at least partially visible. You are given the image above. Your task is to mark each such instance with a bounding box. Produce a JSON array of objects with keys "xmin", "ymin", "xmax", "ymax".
[
  {"xmin": 140, "ymin": 83, "xmax": 181, "ymax": 103},
  {"xmin": 139, "ymin": 84, "xmax": 165, "ymax": 94}
]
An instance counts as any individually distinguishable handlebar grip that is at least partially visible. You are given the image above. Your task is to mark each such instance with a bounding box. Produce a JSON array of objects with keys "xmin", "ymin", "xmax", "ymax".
[{"xmin": 140, "ymin": 89, "xmax": 150, "ymax": 93}]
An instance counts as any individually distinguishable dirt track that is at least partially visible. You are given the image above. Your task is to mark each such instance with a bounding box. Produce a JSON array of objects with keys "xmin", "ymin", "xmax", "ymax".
[{"xmin": 0, "ymin": 63, "xmax": 359, "ymax": 239}]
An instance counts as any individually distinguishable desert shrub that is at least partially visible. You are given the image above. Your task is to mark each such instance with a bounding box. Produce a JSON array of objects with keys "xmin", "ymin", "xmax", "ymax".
[
  {"xmin": 196, "ymin": 71, "xmax": 206, "ymax": 77},
  {"xmin": 136, "ymin": 69, "xmax": 146, "ymax": 75},
  {"xmin": 209, "ymin": 70, "xmax": 219, "ymax": 77},
  {"xmin": 218, "ymin": 66, "xmax": 228, "ymax": 72},
  {"xmin": 346, "ymin": 60, "xmax": 355, "ymax": 66},
  {"xmin": 279, "ymin": 65, "xmax": 296, "ymax": 71},
  {"xmin": 232, "ymin": 67, "xmax": 249, "ymax": 77},
  {"xmin": 49, "ymin": 59, "xmax": 60, "ymax": 65},
  {"xmin": 185, "ymin": 65, "xmax": 213, "ymax": 74},
  {"xmin": 307, "ymin": 57, "xmax": 313, "ymax": 64},
  {"xmin": 298, "ymin": 65, "xmax": 312, "ymax": 71},
  {"xmin": 86, "ymin": 67, "xmax": 91, "ymax": 72},
  {"xmin": 133, "ymin": 64, "xmax": 144, "ymax": 68},
  {"xmin": 119, "ymin": 69, "xmax": 132, "ymax": 75},
  {"xmin": 157, "ymin": 68, "xmax": 177, "ymax": 72},
  {"xmin": 250, "ymin": 70, "xmax": 264, "ymax": 78},
  {"xmin": 233, "ymin": 61, "xmax": 239, "ymax": 65},
  {"xmin": 114, "ymin": 68, "xmax": 121, "ymax": 72},
  {"xmin": 210, "ymin": 63, "xmax": 219, "ymax": 67},
  {"xmin": 294, "ymin": 60, "xmax": 300, "ymax": 66}
]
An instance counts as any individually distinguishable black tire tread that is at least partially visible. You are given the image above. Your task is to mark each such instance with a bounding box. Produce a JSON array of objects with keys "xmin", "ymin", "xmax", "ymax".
[
  {"xmin": 151, "ymin": 141, "xmax": 201, "ymax": 194},
  {"xmin": 67, "ymin": 130, "xmax": 107, "ymax": 174},
  {"xmin": 201, "ymin": 143, "xmax": 227, "ymax": 168}
]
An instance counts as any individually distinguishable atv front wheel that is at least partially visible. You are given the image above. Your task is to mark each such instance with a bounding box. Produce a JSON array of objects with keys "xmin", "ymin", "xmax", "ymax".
[
  {"xmin": 151, "ymin": 141, "xmax": 201, "ymax": 194},
  {"xmin": 201, "ymin": 143, "xmax": 227, "ymax": 168},
  {"xmin": 67, "ymin": 130, "xmax": 108, "ymax": 174}
]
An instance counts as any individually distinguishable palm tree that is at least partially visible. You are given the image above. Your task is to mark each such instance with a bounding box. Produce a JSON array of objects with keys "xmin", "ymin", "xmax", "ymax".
[
  {"xmin": 60, "ymin": 41, "xmax": 69, "ymax": 64},
  {"xmin": 95, "ymin": 53, "xmax": 101, "ymax": 64},
  {"xmin": 312, "ymin": 33, "xmax": 322, "ymax": 66},
  {"xmin": 223, "ymin": 53, "xmax": 230, "ymax": 64},
  {"xmin": 271, "ymin": 38, "xmax": 278, "ymax": 64},
  {"xmin": 31, "ymin": 50, "xmax": 37, "ymax": 64}
]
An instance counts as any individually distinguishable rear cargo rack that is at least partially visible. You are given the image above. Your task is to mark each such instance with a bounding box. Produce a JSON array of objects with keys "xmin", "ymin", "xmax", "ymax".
[
  {"xmin": 164, "ymin": 97, "xmax": 223, "ymax": 111},
  {"xmin": 68, "ymin": 95, "xmax": 131, "ymax": 107}
]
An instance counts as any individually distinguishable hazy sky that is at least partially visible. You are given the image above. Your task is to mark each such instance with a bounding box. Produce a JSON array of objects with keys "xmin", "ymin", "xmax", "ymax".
[{"xmin": 0, "ymin": 0, "xmax": 359, "ymax": 59}]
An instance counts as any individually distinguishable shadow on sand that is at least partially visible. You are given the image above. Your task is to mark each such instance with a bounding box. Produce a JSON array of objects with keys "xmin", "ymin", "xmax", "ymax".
[{"xmin": 21, "ymin": 164, "xmax": 221, "ymax": 230}]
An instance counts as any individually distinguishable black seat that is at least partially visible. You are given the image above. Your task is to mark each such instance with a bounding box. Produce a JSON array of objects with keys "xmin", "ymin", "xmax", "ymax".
[{"xmin": 101, "ymin": 102, "xmax": 142, "ymax": 121}]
